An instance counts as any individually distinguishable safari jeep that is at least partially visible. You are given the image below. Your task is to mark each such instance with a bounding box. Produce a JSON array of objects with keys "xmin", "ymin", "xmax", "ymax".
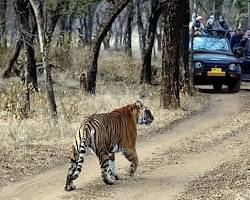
[{"xmin": 192, "ymin": 35, "xmax": 241, "ymax": 92}]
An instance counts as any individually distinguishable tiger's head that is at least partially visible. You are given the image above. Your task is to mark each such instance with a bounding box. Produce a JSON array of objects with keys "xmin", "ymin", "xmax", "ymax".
[{"xmin": 135, "ymin": 101, "xmax": 154, "ymax": 125}]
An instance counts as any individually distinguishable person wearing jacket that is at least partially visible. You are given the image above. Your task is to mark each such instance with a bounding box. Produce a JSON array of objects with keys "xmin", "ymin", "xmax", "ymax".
[{"xmin": 230, "ymin": 28, "xmax": 243, "ymax": 50}]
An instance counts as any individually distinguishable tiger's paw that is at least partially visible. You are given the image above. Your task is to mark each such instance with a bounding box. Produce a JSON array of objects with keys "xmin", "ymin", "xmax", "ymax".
[
  {"xmin": 64, "ymin": 184, "xmax": 76, "ymax": 191},
  {"xmin": 108, "ymin": 170, "xmax": 120, "ymax": 181},
  {"xmin": 128, "ymin": 168, "xmax": 136, "ymax": 177},
  {"xmin": 103, "ymin": 178, "xmax": 115, "ymax": 185},
  {"xmin": 102, "ymin": 172, "xmax": 115, "ymax": 185},
  {"xmin": 110, "ymin": 174, "xmax": 120, "ymax": 180}
]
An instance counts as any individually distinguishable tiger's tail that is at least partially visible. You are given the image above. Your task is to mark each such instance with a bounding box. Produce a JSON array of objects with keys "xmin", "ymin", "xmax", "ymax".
[{"xmin": 65, "ymin": 128, "xmax": 87, "ymax": 191}]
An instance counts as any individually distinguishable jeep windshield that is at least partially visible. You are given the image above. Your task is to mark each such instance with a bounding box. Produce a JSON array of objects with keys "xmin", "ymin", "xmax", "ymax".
[{"xmin": 193, "ymin": 36, "xmax": 230, "ymax": 52}]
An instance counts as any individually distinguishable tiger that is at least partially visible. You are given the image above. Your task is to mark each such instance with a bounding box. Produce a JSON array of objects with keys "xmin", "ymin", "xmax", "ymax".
[{"xmin": 64, "ymin": 100, "xmax": 154, "ymax": 191}]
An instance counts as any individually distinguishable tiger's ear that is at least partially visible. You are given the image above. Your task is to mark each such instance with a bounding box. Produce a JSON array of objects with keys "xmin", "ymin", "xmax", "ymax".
[{"xmin": 136, "ymin": 100, "xmax": 144, "ymax": 109}]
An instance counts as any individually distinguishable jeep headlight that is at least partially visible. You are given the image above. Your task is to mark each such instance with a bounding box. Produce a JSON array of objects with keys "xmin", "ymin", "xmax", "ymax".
[
  {"xmin": 229, "ymin": 63, "xmax": 236, "ymax": 71},
  {"xmin": 195, "ymin": 62, "xmax": 203, "ymax": 69}
]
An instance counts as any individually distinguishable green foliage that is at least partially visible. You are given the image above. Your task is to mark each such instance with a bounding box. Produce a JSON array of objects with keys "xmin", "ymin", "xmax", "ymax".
[
  {"xmin": 44, "ymin": 0, "xmax": 99, "ymax": 15},
  {"xmin": 233, "ymin": 0, "xmax": 247, "ymax": 13},
  {"xmin": 231, "ymin": 0, "xmax": 248, "ymax": 26},
  {"xmin": 44, "ymin": 0, "xmax": 63, "ymax": 11},
  {"xmin": 70, "ymin": 0, "xmax": 99, "ymax": 15}
]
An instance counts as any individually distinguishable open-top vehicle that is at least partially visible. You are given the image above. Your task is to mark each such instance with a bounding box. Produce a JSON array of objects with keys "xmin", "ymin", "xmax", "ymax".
[
  {"xmin": 192, "ymin": 35, "xmax": 241, "ymax": 92},
  {"xmin": 233, "ymin": 38, "xmax": 250, "ymax": 81}
]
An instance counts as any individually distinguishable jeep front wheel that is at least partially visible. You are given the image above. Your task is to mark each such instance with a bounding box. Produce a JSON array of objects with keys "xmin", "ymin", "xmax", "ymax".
[{"xmin": 228, "ymin": 79, "xmax": 241, "ymax": 93}]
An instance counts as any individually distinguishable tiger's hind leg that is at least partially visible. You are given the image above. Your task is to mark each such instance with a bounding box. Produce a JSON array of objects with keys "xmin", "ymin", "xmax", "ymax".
[
  {"xmin": 122, "ymin": 148, "xmax": 138, "ymax": 177},
  {"xmin": 109, "ymin": 153, "xmax": 120, "ymax": 180},
  {"xmin": 99, "ymin": 149, "xmax": 115, "ymax": 185}
]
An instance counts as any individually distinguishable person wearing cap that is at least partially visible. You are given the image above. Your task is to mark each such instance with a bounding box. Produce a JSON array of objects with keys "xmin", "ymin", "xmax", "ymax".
[
  {"xmin": 193, "ymin": 20, "xmax": 206, "ymax": 36},
  {"xmin": 211, "ymin": 15, "xmax": 230, "ymax": 39},
  {"xmin": 206, "ymin": 15, "xmax": 214, "ymax": 34},
  {"xmin": 196, "ymin": 16, "xmax": 206, "ymax": 32},
  {"xmin": 218, "ymin": 15, "xmax": 230, "ymax": 32},
  {"xmin": 189, "ymin": 13, "xmax": 206, "ymax": 36}
]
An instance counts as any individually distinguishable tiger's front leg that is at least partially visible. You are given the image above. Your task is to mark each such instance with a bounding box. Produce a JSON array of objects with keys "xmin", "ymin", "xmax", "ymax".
[
  {"xmin": 109, "ymin": 153, "xmax": 120, "ymax": 180},
  {"xmin": 98, "ymin": 149, "xmax": 115, "ymax": 185},
  {"xmin": 123, "ymin": 148, "xmax": 138, "ymax": 177}
]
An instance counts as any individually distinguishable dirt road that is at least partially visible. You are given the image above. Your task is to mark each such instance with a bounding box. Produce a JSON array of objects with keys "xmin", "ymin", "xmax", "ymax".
[{"xmin": 1, "ymin": 86, "xmax": 250, "ymax": 200}]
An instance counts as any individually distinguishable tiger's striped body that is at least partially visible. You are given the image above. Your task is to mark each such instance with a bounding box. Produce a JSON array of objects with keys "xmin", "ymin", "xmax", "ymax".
[{"xmin": 65, "ymin": 101, "xmax": 154, "ymax": 191}]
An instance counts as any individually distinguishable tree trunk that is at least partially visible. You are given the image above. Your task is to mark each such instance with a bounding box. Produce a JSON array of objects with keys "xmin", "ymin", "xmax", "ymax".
[
  {"xmin": 46, "ymin": 10, "xmax": 61, "ymax": 43},
  {"xmin": 0, "ymin": 0, "xmax": 7, "ymax": 49},
  {"xmin": 57, "ymin": 15, "xmax": 67, "ymax": 47},
  {"xmin": 23, "ymin": 42, "xmax": 31, "ymax": 114},
  {"xmin": 194, "ymin": 0, "xmax": 198, "ymax": 14},
  {"xmin": 85, "ymin": 15, "xmax": 94, "ymax": 46},
  {"xmin": 190, "ymin": 0, "xmax": 194, "ymax": 14},
  {"xmin": 179, "ymin": 0, "xmax": 193, "ymax": 95},
  {"xmin": 85, "ymin": 0, "xmax": 131, "ymax": 94},
  {"xmin": 96, "ymin": 12, "xmax": 111, "ymax": 50},
  {"xmin": 12, "ymin": 0, "xmax": 30, "ymax": 113},
  {"xmin": 78, "ymin": 16, "xmax": 85, "ymax": 47},
  {"xmin": 86, "ymin": 13, "xmax": 94, "ymax": 45},
  {"xmin": 136, "ymin": 0, "xmax": 146, "ymax": 58},
  {"xmin": 29, "ymin": 0, "xmax": 57, "ymax": 118},
  {"xmin": 66, "ymin": 13, "xmax": 74, "ymax": 47},
  {"xmin": 2, "ymin": 38, "xmax": 23, "ymax": 78},
  {"xmin": 56, "ymin": 12, "xmax": 75, "ymax": 47},
  {"xmin": 46, "ymin": 1, "xmax": 67, "ymax": 44},
  {"xmin": 114, "ymin": 22, "xmax": 119, "ymax": 50},
  {"xmin": 83, "ymin": 4, "xmax": 96, "ymax": 46},
  {"xmin": 124, "ymin": 2, "xmax": 133, "ymax": 57},
  {"xmin": 234, "ymin": 11, "xmax": 240, "ymax": 30},
  {"xmin": 2, "ymin": 1, "xmax": 59, "ymax": 79},
  {"xmin": 80, "ymin": 16, "xmax": 87, "ymax": 46},
  {"xmin": 140, "ymin": 0, "xmax": 161, "ymax": 84},
  {"xmin": 156, "ymin": 17, "xmax": 162, "ymax": 52},
  {"xmin": 13, "ymin": 0, "xmax": 38, "ymax": 91},
  {"xmin": 118, "ymin": 15, "xmax": 123, "ymax": 46},
  {"xmin": 103, "ymin": 31, "xmax": 112, "ymax": 50},
  {"xmin": 161, "ymin": 1, "xmax": 181, "ymax": 109}
]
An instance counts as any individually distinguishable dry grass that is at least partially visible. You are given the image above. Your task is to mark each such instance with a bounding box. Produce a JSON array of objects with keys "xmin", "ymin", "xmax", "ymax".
[
  {"xmin": 0, "ymin": 49, "xmax": 12, "ymax": 70},
  {"xmin": 0, "ymin": 49, "xmax": 208, "ymax": 187}
]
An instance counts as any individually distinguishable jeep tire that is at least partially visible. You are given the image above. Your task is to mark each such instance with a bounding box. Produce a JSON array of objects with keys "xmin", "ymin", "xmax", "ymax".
[{"xmin": 228, "ymin": 79, "xmax": 241, "ymax": 93}]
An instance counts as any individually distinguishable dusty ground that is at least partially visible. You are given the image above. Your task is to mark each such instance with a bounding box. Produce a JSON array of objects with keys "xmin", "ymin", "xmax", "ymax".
[{"xmin": 1, "ymin": 83, "xmax": 250, "ymax": 200}]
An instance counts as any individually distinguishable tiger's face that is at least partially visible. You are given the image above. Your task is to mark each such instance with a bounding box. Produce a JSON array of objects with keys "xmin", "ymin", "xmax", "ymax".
[{"xmin": 136, "ymin": 101, "xmax": 154, "ymax": 125}]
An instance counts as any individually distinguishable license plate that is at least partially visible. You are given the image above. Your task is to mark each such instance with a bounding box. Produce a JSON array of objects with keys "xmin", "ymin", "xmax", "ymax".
[
  {"xmin": 211, "ymin": 68, "xmax": 222, "ymax": 72},
  {"xmin": 207, "ymin": 67, "xmax": 225, "ymax": 77}
]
